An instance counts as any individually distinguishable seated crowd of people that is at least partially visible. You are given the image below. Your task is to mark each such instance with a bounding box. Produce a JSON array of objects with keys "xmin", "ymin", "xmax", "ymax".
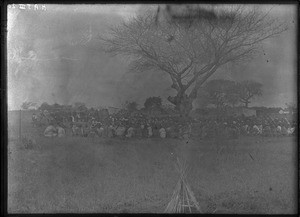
[{"xmin": 33, "ymin": 109, "xmax": 296, "ymax": 139}]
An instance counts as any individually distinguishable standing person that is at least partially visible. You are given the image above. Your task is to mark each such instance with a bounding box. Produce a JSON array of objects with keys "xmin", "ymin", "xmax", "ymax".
[
  {"xmin": 147, "ymin": 124, "xmax": 153, "ymax": 138},
  {"xmin": 263, "ymin": 124, "xmax": 272, "ymax": 137},
  {"xmin": 252, "ymin": 124, "xmax": 260, "ymax": 136},
  {"xmin": 182, "ymin": 122, "xmax": 192, "ymax": 140},
  {"xmin": 166, "ymin": 125, "xmax": 172, "ymax": 138},
  {"xmin": 107, "ymin": 124, "xmax": 115, "ymax": 138},
  {"xmin": 287, "ymin": 124, "xmax": 295, "ymax": 136},
  {"xmin": 82, "ymin": 123, "xmax": 90, "ymax": 137},
  {"xmin": 152, "ymin": 121, "xmax": 159, "ymax": 138},
  {"xmin": 97, "ymin": 123, "xmax": 105, "ymax": 137},
  {"xmin": 141, "ymin": 123, "xmax": 147, "ymax": 138},
  {"xmin": 102, "ymin": 124, "xmax": 109, "ymax": 138},
  {"xmin": 115, "ymin": 123, "xmax": 126, "ymax": 138},
  {"xmin": 281, "ymin": 124, "xmax": 288, "ymax": 136},
  {"xmin": 276, "ymin": 124, "xmax": 282, "ymax": 136},
  {"xmin": 32, "ymin": 113, "xmax": 38, "ymax": 127},
  {"xmin": 126, "ymin": 126, "xmax": 134, "ymax": 138},
  {"xmin": 135, "ymin": 122, "xmax": 142, "ymax": 138},
  {"xmin": 159, "ymin": 127, "xmax": 167, "ymax": 138},
  {"xmin": 71, "ymin": 122, "xmax": 80, "ymax": 136},
  {"xmin": 56, "ymin": 124, "xmax": 66, "ymax": 137},
  {"xmin": 241, "ymin": 123, "xmax": 249, "ymax": 136}
]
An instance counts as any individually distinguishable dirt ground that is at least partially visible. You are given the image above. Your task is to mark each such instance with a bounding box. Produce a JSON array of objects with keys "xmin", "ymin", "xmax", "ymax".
[{"xmin": 7, "ymin": 111, "xmax": 298, "ymax": 213}]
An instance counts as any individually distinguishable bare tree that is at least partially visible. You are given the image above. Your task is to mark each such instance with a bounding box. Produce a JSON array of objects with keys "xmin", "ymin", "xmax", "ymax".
[
  {"xmin": 100, "ymin": 5, "xmax": 286, "ymax": 117},
  {"xmin": 238, "ymin": 80, "xmax": 263, "ymax": 107}
]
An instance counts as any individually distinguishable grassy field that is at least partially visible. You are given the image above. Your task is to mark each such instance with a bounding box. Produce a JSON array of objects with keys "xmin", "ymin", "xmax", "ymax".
[{"xmin": 7, "ymin": 111, "xmax": 297, "ymax": 213}]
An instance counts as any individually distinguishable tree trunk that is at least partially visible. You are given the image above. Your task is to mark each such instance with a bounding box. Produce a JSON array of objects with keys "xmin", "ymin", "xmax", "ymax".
[
  {"xmin": 178, "ymin": 99, "xmax": 193, "ymax": 119},
  {"xmin": 168, "ymin": 94, "xmax": 193, "ymax": 119},
  {"xmin": 245, "ymin": 101, "xmax": 249, "ymax": 108}
]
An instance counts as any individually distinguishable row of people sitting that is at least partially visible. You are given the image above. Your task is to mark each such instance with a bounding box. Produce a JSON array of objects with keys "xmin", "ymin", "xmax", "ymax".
[
  {"xmin": 73, "ymin": 123, "xmax": 182, "ymax": 139},
  {"xmin": 43, "ymin": 117, "xmax": 295, "ymax": 139}
]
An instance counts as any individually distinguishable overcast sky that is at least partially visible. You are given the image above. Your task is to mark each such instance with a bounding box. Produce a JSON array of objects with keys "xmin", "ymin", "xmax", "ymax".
[{"xmin": 7, "ymin": 4, "xmax": 297, "ymax": 110}]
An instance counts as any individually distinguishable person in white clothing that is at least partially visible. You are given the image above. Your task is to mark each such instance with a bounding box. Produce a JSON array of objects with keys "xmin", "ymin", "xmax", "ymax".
[
  {"xmin": 56, "ymin": 126, "xmax": 66, "ymax": 137},
  {"xmin": 126, "ymin": 127, "xmax": 134, "ymax": 138},
  {"xmin": 159, "ymin": 127, "xmax": 166, "ymax": 138}
]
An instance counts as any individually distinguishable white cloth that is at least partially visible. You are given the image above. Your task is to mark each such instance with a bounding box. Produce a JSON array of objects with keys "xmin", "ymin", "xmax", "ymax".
[
  {"xmin": 44, "ymin": 125, "xmax": 57, "ymax": 137},
  {"xmin": 126, "ymin": 127, "xmax": 134, "ymax": 138},
  {"xmin": 276, "ymin": 126, "xmax": 282, "ymax": 133},
  {"xmin": 242, "ymin": 125, "xmax": 249, "ymax": 133},
  {"xmin": 253, "ymin": 125, "xmax": 260, "ymax": 134},
  {"xmin": 115, "ymin": 126, "xmax": 126, "ymax": 136},
  {"xmin": 287, "ymin": 127, "xmax": 295, "ymax": 135},
  {"xmin": 56, "ymin": 126, "xmax": 65, "ymax": 137},
  {"xmin": 159, "ymin": 128, "xmax": 166, "ymax": 138}
]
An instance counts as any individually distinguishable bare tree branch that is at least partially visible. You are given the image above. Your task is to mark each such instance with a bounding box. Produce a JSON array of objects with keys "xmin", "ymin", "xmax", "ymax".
[{"xmin": 100, "ymin": 5, "xmax": 286, "ymax": 115}]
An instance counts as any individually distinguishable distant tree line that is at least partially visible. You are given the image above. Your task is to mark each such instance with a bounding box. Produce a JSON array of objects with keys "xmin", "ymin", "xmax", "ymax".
[
  {"xmin": 22, "ymin": 79, "xmax": 295, "ymax": 119},
  {"xmin": 24, "ymin": 97, "xmax": 174, "ymax": 116},
  {"xmin": 199, "ymin": 79, "xmax": 263, "ymax": 108},
  {"xmin": 122, "ymin": 96, "xmax": 176, "ymax": 115}
]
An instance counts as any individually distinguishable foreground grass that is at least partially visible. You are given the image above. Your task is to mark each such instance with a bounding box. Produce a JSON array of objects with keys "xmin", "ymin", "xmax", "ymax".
[{"xmin": 8, "ymin": 133, "xmax": 297, "ymax": 214}]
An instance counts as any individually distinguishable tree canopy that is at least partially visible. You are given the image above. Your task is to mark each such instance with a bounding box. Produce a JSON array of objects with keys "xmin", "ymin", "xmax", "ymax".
[
  {"xmin": 124, "ymin": 101, "xmax": 139, "ymax": 112},
  {"xmin": 200, "ymin": 79, "xmax": 262, "ymax": 108},
  {"xmin": 238, "ymin": 80, "xmax": 263, "ymax": 107},
  {"xmin": 39, "ymin": 102, "xmax": 51, "ymax": 111},
  {"xmin": 73, "ymin": 102, "xmax": 88, "ymax": 112},
  {"xmin": 144, "ymin": 96, "xmax": 162, "ymax": 110},
  {"xmin": 101, "ymin": 5, "xmax": 286, "ymax": 116}
]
